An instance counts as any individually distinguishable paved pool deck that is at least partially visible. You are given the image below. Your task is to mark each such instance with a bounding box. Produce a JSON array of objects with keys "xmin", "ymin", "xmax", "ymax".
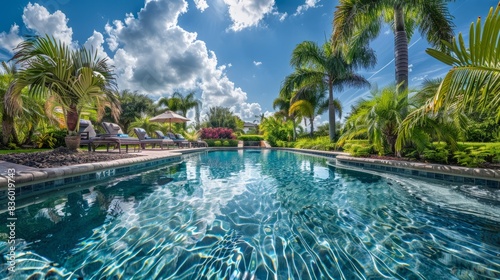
[
  {"xmin": 335, "ymin": 155, "xmax": 500, "ymax": 187},
  {"xmin": 0, "ymin": 148, "xmax": 207, "ymax": 189}
]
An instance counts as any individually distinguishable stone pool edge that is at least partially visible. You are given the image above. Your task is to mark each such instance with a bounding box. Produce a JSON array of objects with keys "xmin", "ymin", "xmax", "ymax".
[
  {"xmin": 334, "ymin": 155, "xmax": 500, "ymax": 187},
  {"xmin": 0, "ymin": 148, "xmax": 207, "ymax": 199}
]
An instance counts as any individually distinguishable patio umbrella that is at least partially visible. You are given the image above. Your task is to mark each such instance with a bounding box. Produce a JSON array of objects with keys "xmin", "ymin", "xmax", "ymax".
[{"xmin": 150, "ymin": 110, "xmax": 190, "ymax": 131}]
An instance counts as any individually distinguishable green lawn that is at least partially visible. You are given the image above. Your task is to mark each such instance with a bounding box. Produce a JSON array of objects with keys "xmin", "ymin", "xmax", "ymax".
[{"xmin": 0, "ymin": 148, "xmax": 51, "ymax": 155}]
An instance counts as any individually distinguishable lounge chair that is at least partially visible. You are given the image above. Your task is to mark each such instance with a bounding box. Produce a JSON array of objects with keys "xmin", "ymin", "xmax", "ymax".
[
  {"xmin": 133, "ymin": 127, "xmax": 174, "ymax": 150},
  {"xmin": 176, "ymin": 133, "xmax": 207, "ymax": 148},
  {"xmin": 155, "ymin": 131, "xmax": 190, "ymax": 148},
  {"xmin": 94, "ymin": 122, "xmax": 141, "ymax": 153},
  {"xmin": 185, "ymin": 134, "xmax": 208, "ymax": 148},
  {"xmin": 78, "ymin": 119, "xmax": 97, "ymax": 151}
]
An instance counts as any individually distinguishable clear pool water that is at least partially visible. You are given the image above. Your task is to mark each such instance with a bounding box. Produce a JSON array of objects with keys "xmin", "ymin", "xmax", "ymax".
[{"xmin": 1, "ymin": 150, "xmax": 500, "ymax": 279}]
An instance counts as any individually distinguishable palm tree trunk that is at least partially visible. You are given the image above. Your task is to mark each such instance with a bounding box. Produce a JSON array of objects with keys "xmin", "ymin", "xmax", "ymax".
[
  {"xmin": 2, "ymin": 114, "xmax": 14, "ymax": 146},
  {"xmin": 66, "ymin": 104, "xmax": 79, "ymax": 133},
  {"xmin": 309, "ymin": 117, "xmax": 314, "ymax": 137},
  {"xmin": 394, "ymin": 5, "xmax": 409, "ymax": 95},
  {"xmin": 328, "ymin": 83, "xmax": 336, "ymax": 141}
]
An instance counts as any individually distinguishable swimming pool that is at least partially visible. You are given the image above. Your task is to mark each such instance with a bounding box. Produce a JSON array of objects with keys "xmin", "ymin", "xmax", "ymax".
[{"xmin": 1, "ymin": 150, "xmax": 499, "ymax": 279}]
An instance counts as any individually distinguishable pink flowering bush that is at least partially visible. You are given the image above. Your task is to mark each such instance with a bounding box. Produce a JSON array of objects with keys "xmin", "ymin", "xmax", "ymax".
[{"xmin": 200, "ymin": 127, "xmax": 236, "ymax": 139}]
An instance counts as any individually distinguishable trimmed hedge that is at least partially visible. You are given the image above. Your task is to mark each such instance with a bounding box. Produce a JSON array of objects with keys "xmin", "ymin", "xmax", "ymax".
[
  {"xmin": 238, "ymin": 135, "xmax": 264, "ymax": 141},
  {"xmin": 205, "ymin": 139, "xmax": 239, "ymax": 147}
]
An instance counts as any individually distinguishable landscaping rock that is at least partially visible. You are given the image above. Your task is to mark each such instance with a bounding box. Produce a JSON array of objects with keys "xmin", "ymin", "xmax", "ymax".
[{"xmin": 0, "ymin": 147, "xmax": 139, "ymax": 168}]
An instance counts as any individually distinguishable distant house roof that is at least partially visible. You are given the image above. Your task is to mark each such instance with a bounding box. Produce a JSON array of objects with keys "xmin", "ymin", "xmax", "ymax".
[{"xmin": 244, "ymin": 122, "xmax": 258, "ymax": 128}]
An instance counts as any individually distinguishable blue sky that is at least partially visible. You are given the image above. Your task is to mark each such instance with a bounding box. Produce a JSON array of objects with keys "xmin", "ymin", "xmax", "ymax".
[{"xmin": 0, "ymin": 0, "xmax": 498, "ymax": 124}]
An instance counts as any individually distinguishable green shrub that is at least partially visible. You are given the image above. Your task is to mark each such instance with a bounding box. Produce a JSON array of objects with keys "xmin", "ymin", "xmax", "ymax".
[
  {"xmin": 453, "ymin": 144, "xmax": 500, "ymax": 167},
  {"xmin": 295, "ymin": 136, "xmax": 334, "ymax": 151},
  {"xmin": 422, "ymin": 145, "xmax": 450, "ymax": 163},
  {"xmin": 49, "ymin": 129, "xmax": 67, "ymax": 148},
  {"xmin": 204, "ymin": 139, "xmax": 238, "ymax": 147},
  {"xmin": 275, "ymin": 140, "xmax": 295, "ymax": 148},
  {"xmin": 34, "ymin": 132, "xmax": 57, "ymax": 148},
  {"xmin": 344, "ymin": 144, "xmax": 372, "ymax": 157},
  {"xmin": 238, "ymin": 135, "xmax": 264, "ymax": 141},
  {"xmin": 7, "ymin": 143, "xmax": 18, "ymax": 150}
]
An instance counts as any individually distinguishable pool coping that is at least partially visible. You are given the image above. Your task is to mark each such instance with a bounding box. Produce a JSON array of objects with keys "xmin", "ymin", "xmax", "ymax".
[
  {"xmin": 335, "ymin": 155, "xmax": 500, "ymax": 187},
  {"xmin": 0, "ymin": 148, "xmax": 207, "ymax": 200}
]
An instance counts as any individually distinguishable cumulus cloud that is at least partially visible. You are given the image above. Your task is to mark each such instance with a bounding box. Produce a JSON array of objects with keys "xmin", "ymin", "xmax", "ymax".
[
  {"xmin": 0, "ymin": 24, "xmax": 23, "ymax": 53},
  {"xmin": 294, "ymin": 0, "xmax": 321, "ymax": 16},
  {"xmin": 193, "ymin": 0, "xmax": 209, "ymax": 12},
  {"xmin": 105, "ymin": 0, "xmax": 262, "ymax": 120},
  {"xmin": 84, "ymin": 31, "xmax": 108, "ymax": 59},
  {"xmin": 253, "ymin": 61, "xmax": 262, "ymax": 66},
  {"xmin": 22, "ymin": 3, "xmax": 73, "ymax": 46},
  {"xmin": 223, "ymin": 0, "xmax": 276, "ymax": 31}
]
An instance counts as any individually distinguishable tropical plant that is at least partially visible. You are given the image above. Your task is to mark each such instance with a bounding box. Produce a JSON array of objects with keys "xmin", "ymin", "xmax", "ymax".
[
  {"xmin": 425, "ymin": 4, "xmax": 500, "ymax": 119},
  {"xmin": 339, "ymin": 86, "xmax": 409, "ymax": 155},
  {"xmin": 260, "ymin": 115, "xmax": 295, "ymax": 146},
  {"xmin": 203, "ymin": 106, "xmax": 240, "ymax": 130},
  {"xmin": 7, "ymin": 35, "xmax": 120, "ymax": 149},
  {"xmin": 102, "ymin": 90, "xmax": 156, "ymax": 133},
  {"xmin": 396, "ymin": 79, "xmax": 467, "ymax": 153},
  {"xmin": 1, "ymin": 61, "xmax": 18, "ymax": 146},
  {"xmin": 273, "ymin": 93, "xmax": 300, "ymax": 141},
  {"xmin": 129, "ymin": 116, "xmax": 162, "ymax": 137},
  {"xmin": 200, "ymin": 127, "xmax": 236, "ymax": 139},
  {"xmin": 332, "ymin": 0, "xmax": 454, "ymax": 95},
  {"xmin": 283, "ymin": 40, "xmax": 374, "ymax": 141},
  {"xmin": 158, "ymin": 91, "xmax": 202, "ymax": 127},
  {"xmin": 289, "ymin": 85, "xmax": 330, "ymax": 137}
]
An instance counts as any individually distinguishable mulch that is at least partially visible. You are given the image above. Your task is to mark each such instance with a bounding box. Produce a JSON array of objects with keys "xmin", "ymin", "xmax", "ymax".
[{"xmin": 0, "ymin": 147, "xmax": 140, "ymax": 168}]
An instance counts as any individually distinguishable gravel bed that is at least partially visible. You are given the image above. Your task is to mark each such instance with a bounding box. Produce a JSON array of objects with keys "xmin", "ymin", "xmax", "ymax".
[{"xmin": 0, "ymin": 147, "xmax": 140, "ymax": 168}]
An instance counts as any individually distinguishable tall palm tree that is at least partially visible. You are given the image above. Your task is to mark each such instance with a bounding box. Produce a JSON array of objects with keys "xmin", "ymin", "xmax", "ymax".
[
  {"xmin": 332, "ymin": 0, "xmax": 454, "ymax": 94},
  {"xmin": 158, "ymin": 91, "xmax": 202, "ymax": 126},
  {"xmin": 425, "ymin": 4, "xmax": 500, "ymax": 119},
  {"xmin": 284, "ymin": 40, "xmax": 374, "ymax": 141},
  {"xmin": 7, "ymin": 35, "xmax": 120, "ymax": 149}
]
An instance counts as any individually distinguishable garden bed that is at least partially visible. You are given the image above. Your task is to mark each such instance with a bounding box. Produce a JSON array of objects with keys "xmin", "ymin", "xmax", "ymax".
[{"xmin": 0, "ymin": 147, "xmax": 140, "ymax": 168}]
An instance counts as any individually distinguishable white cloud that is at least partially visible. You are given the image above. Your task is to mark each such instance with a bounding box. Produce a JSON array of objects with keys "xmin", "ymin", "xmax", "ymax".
[
  {"xmin": 227, "ymin": 63, "xmax": 232, "ymax": 67},
  {"xmin": 194, "ymin": 0, "xmax": 209, "ymax": 12},
  {"xmin": 22, "ymin": 3, "xmax": 73, "ymax": 46},
  {"xmin": 223, "ymin": 0, "xmax": 276, "ymax": 31},
  {"xmin": 408, "ymin": 63, "xmax": 413, "ymax": 72},
  {"xmin": 105, "ymin": 0, "xmax": 262, "ymax": 120},
  {"xmin": 276, "ymin": 12, "xmax": 287, "ymax": 22},
  {"xmin": 84, "ymin": 31, "xmax": 108, "ymax": 59},
  {"xmin": 294, "ymin": 0, "xmax": 321, "ymax": 16},
  {"xmin": 0, "ymin": 24, "xmax": 23, "ymax": 53},
  {"xmin": 253, "ymin": 61, "xmax": 262, "ymax": 66}
]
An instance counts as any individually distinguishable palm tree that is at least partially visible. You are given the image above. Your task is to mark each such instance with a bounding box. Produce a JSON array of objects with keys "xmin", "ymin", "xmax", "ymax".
[
  {"xmin": 158, "ymin": 91, "xmax": 201, "ymax": 127},
  {"xmin": 1, "ymin": 62, "xmax": 18, "ymax": 146},
  {"xmin": 332, "ymin": 0, "xmax": 454, "ymax": 94},
  {"xmin": 273, "ymin": 90, "xmax": 300, "ymax": 141},
  {"xmin": 339, "ymin": 86, "xmax": 409, "ymax": 155},
  {"xmin": 289, "ymin": 85, "xmax": 331, "ymax": 137},
  {"xmin": 129, "ymin": 116, "xmax": 162, "ymax": 136},
  {"xmin": 425, "ymin": 4, "xmax": 500, "ymax": 119},
  {"xmin": 284, "ymin": 40, "xmax": 374, "ymax": 141},
  {"xmin": 7, "ymin": 35, "xmax": 120, "ymax": 149}
]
